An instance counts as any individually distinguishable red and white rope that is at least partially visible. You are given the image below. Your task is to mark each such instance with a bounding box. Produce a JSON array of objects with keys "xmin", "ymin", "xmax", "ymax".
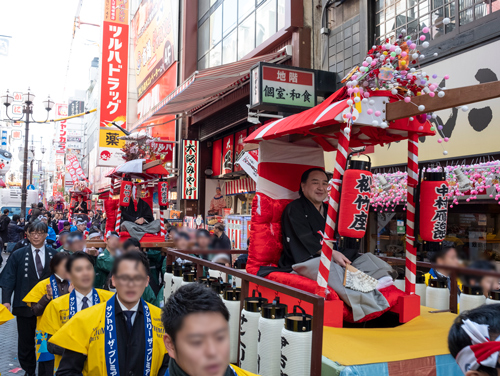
[
  {"xmin": 405, "ymin": 133, "xmax": 418, "ymax": 294},
  {"xmin": 115, "ymin": 206, "xmax": 121, "ymax": 233},
  {"xmin": 109, "ymin": 178, "xmax": 115, "ymax": 198},
  {"xmin": 317, "ymin": 120, "xmax": 351, "ymax": 290},
  {"xmin": 160, "ymin": 209, "xmax": 166, "ymax": 237}
]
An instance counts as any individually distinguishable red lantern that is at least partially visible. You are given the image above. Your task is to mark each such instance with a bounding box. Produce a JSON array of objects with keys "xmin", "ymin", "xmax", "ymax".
[
  {"xmin": 119, "ymin": 180, "xmax": 133, "ymax": 207},
  {"xmin": 419, "ymin": 172, "xmax": 449, "ymax": 247},
  {"xmin": 158, "ymin": 180, "xmax": 169, "ymax": 209}
]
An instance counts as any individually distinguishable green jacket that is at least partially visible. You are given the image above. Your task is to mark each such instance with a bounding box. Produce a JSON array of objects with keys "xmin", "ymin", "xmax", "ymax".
[
  {"xmin": 146, "ymin": 249, "xmax": 162, "ymax": 286},
  {"xmin": 142, "ymin": 284, "xmax": 157, "ymax": 306},
  {"xmin": 94, "ymin": 249, "xmax": 114, "ymax": 289}
]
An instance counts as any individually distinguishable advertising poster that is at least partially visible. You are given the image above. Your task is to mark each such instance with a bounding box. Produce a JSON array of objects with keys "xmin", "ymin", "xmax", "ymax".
[
  {"xmin": 222, "ymin": 135, "xmax": 234, "ymax": 175},
  {"xmin": 181, "ymin": 140, "xmax": 199, "ymax": 200},
  {"xmin": 98, "ymin": 0, "xmax": 129, "ymax": 167}
]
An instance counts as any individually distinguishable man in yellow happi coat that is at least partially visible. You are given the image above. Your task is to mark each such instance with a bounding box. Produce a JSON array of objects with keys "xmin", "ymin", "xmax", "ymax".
[
  {"xmin": 162, "ymin": 283, "xmax": 258, "ymax": 376},
  {"xmin": 0, "ymin": 303, "xmax": 14, "ymax": 325},
  {"xmin": 38, "ymin": 251, "xmax": 114, "ymax": 371},
  {"xmin": 49, "ymin": 251, "xmax": 169, "ymax": 375}
]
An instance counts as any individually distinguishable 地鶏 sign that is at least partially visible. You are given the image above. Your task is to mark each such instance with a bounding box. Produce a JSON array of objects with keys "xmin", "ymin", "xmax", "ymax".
[
  {"xmin": 250, "ymin": 62, "xmax": 316, "ymax": 112},
  {"xmin": 98, "ymin": 0, "xmax": 129, "ymax": 167},
  {"xmin": 181, "ymin": 140, "xmax": 199, "ymax": 200}
]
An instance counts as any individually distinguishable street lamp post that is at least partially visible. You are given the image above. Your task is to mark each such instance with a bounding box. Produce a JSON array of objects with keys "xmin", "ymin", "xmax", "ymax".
[{"xmin": 1, "ymin": 89, "xmax": 54, "ymax": 217}]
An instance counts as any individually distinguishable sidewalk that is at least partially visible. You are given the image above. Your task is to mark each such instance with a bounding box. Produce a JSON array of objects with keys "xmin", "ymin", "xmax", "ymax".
[{"xmin": 0, "ymin": 252, "xmax": 22, "ymax": 375}]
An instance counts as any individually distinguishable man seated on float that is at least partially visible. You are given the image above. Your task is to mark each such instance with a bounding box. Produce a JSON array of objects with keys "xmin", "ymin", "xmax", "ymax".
[
  {"xmin": 120, "ymin": 184, "xmax": 162, "ymax": 240},
  {"xmin": 72, "ymin": 196, "xmax": 88, "ymax": 215},
  {"xmin": 425, "ymin": 244, "xmax": 463, "ymax": 292},
  {"xmin": 258, "ymin": 168, "xmax": 396, "ymax": 322},
  {"xmin": 162, "ymin": 283, "xmax": 258, "ymax": 375},
  {"xmin": 49, "ymin": 252, "xmax": 169, "ymax": 376}
]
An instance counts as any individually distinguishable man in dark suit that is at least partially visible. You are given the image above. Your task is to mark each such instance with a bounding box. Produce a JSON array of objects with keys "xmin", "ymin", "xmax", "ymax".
[{"xmin": 0, "ymin": 220, "xmax": 55, "ymax": 376}]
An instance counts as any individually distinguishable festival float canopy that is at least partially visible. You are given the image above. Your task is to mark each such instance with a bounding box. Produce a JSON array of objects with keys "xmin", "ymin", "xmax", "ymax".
[{"xmin": 105, "ymin": 159, "xmax": 169, "ymax": 181}]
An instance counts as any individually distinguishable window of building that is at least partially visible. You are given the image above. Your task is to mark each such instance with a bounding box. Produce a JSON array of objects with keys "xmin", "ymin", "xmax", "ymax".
[
  {"xmin": 374, "ymin": 0, "xmax": 499, "ymax": 44},
  {"xmin": 198, "ymin": 0, "xmax": 286, "ymax": 69}
]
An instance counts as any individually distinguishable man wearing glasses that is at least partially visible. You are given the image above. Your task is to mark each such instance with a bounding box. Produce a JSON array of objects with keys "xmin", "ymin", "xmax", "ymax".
[
  {"xmin": 0, "ymin": 221, "xmax": 56, "ymax": 376},
  {"xmin": 49, "ymin": 251, "xmax": 169, "ymax": 375}
]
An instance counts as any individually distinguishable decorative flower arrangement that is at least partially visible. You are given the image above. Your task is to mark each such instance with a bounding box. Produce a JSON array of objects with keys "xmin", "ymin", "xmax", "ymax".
[
  {"xmin": 371, "ymin": 161, "xmax": 500, "ymax": 211},
  {"xmin": 121, "ymin": 138, "xmax": 152, "ymax": 161}
]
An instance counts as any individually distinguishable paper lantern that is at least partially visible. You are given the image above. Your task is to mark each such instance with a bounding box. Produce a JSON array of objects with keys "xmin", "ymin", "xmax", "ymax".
[
  {"xmin": 419, "ymin": 172, "xmax": 449, "ymax": 251},
  {"xmin": 119, "ymin": 180, "xmax": 133, "ymax": 207},
  {"xmin": 158, "ymin": 180, "xmax": 169, "ymax": 209},
  {"xmin": 337, "ymin": 159, "xmax": 372, "ymax": 249},
  {"xmin": 223, "ymin": 288, "xmax": 241, "ymax": 364}
]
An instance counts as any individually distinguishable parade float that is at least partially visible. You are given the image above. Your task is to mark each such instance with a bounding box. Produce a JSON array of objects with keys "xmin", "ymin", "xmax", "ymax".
[{"xmin": 162, "ymin": 22, "xmax": 500, "ymax": 375}]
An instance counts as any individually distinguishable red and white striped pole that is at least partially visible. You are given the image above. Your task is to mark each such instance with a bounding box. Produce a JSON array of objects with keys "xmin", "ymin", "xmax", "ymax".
[
  {"xmin": 109, "ymin": 178, "xmax": 115, "ymax": 198},
  {"xmin": 160, "ymin": 209, "xmax": 166, "ymax": 237},
  {"xmin": 317, "ymin": 121, "xmax": 352, "ymax": 291},
  {"xmin": 405, "ymin": 133, "xmax": 418, "ymax": 294},
  {"xmin": 115, "ymin": 206, "xmax": 121, "ymax": 232}
]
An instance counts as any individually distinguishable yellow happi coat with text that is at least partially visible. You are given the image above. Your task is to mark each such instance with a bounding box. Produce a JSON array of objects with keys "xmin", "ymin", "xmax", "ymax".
[
  {"xmin": 0, "ymin": 304, "xmax": 14, "ymax": 325},
  {"xmin": 38, "ymin": 289, "xmax": 114, "ymax": 370},
  {"xmin": 49, "ymin": 299, "xmax": 168, "ymax": 376}
]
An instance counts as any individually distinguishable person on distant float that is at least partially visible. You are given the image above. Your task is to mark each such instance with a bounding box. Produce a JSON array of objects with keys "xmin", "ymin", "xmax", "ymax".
[
  {"xmin": 463, "ymin": 260, "xmax": 500, "ymax": 297},
  {"xmin": 258, "ymin": 168, "xmax": 396, "ymax": 322},
  {"xmin": 120, "ymin": 184, "xmax": 162, "ymax": 240},
  {"xmin": 72, "ymin": 196, "xmax": 88, "ymax": 215},
  {"xmin": 209, "ymin": 186, "xmax": 226, "ymax": 216}
]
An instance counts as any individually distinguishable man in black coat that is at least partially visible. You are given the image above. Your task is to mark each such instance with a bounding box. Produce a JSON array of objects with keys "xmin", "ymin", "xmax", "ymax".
[
  {"xmin": 0, "ymin": 220, "xmax": 55, "ymax": 376},
  {"xmin": 0, "ymin": 208, "xmax": 11, "ymax": 251},
  {"xmin": 211, "ymin": 222, "xmax": 232, "ymax": 250}
]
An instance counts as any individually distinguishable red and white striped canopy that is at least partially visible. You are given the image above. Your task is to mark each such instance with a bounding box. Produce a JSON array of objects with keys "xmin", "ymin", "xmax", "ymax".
[
  {"xmin": 224, "ymin": 178, "xmax": 257, "ymax": 196},
  {"xmin": 245, "ymin": 87, "xmax": 435, "ymax": 150},
  {"xmin": 133, "ymin": 48, "xmax": 291, "ymax": 128}
]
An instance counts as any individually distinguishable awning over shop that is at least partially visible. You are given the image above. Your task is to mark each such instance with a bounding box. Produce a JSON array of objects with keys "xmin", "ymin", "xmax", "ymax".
[
  {"xmin": 133, "ymin": 47, "xmax": 292, "ymax": 128},
  {"xmin": 225, "ymin": 177, "xmax": 257, "ymax": 196}
]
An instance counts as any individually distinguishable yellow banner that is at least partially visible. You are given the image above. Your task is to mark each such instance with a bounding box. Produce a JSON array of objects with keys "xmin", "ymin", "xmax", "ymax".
[
  {"xmin": 104, "ymin": 0, "xmax": 129, "ymax": 24},
  {"xmin": 99, "ymin": 129, "xmax": 126, "ymax": 149}
]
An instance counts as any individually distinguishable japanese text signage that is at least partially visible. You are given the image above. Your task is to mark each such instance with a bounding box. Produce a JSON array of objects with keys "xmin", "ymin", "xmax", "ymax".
[
  {"xmin": 68, "ymin": 100, "xmax": 85, "ymax": 116},
  {"xmin": 158, "ymin": 181, "xmax": 169, "ymax": 207},
  {"xmin": 119, "ymin": 181, "xmax": 133, "ymax": 206},
  {"xmin": 419, "ymin": 179, "xmax": 450, "ymax": 242},
  {"xmin": 131, "ymin": 0, "xmax": 179, "ymax": 98},
  {"xmin": 250, "ymin": 62, "xmax": 316, "ymax": 112},
  {"xmin": 181, "ymin": 140, "xmax": 199, "ymax": 200},
  {"xmin": 99, "ymin": 0, "xmax": 129, "ymax": 167},
  {"xmin": 337, "ymin": 170, "xmax": 373, "ymax": 239},
  {"xmin": 222, "ymin": 135, "xmax": 234, "ymax": 175},
  {"xmin": 55, "ymin": 104, "xmax": 68, "ymax": 154},
  {"xmin": 234, "ymin": 130, "xmax": 247, "ymax": 172}
]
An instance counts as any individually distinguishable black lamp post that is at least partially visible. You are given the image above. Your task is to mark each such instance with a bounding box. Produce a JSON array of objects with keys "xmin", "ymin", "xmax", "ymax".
[{"xmin": 1, "ymin": 89, "xmax": 54, "ymax": 217}]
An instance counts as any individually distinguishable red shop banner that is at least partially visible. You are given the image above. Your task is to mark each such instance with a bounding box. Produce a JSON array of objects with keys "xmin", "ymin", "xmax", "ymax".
[
  {"xmin": 182, "ymin": 140, "xmax": 199, "ymax": 200},
  {"xmin": 222, "ymin": 135, "xmax": 234, "ymax": 175},
  {"xmin": 234, "ymin": 129, "xmax": 247, "ymax": 172}
]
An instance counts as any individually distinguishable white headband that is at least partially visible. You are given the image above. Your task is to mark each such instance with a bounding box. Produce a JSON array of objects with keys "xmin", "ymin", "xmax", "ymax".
[
  {"xmin": 88, "ymin": 232, "xmax": 101, "ymax": 240},
  {"xmin": 106, "ymin": 231, "xmax": 119, "ymax": 239},
  {"xmin": 456, "ymin": 319, "xmax": 500, "ymax": 374}
]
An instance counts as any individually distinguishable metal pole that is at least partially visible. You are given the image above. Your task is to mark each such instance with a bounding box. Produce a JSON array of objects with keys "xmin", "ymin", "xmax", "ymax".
[
  {"xmin": 29, "ymin": 159, "xmax": 34, "ymax": 185},
  {"xmin": 21, "ymin": 107, "xmax": 30, "ymax": 218}
]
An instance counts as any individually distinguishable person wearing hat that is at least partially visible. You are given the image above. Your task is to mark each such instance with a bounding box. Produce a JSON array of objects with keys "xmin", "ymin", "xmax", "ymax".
[
  {"xmin": 162, "ymin": 283, "xmax": 258, "ymax": 376},
  {"xmin": 93, "ymin": 231, "xmax": 120, "ymax": 289}
]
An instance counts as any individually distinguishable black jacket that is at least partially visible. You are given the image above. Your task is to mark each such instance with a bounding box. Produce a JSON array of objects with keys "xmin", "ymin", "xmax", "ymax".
[
  {"xmin": 7, "ymin": 222, "xmax": 25, "ymax": 243},
  {"xmin": 121, "ymin": 198, "xmax": 154, "ymax": 223},
  {"xmin": 0, "ymin": 245, "xmax": 55, "ymax": 316},
  {"xmin": 211, "ymin": 232, "xmax": 232, "ymax": 250},
  {"xmin": 0, "ymin": 214, "xmax": 11, "ymax": 242}
]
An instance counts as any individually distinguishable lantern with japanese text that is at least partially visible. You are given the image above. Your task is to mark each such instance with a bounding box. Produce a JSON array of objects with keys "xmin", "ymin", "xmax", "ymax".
[
  {"xmin": 337, "ymin": 157, "xmax": 372, "ymax": 251},
  {"xmin": 419, "ymin": 171, "xmax": 449, "ymax": 252},
  {"xmin": 119, "ymin": 180, "xmax": 133, "ymax": 207},
  {"xmin": 158, "ymin": 180, "xmax": 169, "ymax": 209}
]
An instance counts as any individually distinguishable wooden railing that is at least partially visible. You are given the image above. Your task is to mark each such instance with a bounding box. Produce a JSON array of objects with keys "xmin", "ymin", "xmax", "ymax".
[{"xmin": 163, "ymin": 248, "xmax": 324, "ymax": 376}]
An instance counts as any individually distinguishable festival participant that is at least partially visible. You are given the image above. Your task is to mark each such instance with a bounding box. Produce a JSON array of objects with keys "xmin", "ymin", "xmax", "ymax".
[
  {"xmin": 258, "ymin": 168, "xmax": 396, "ymax": 322},
  {"xmin": 122, "ymin": 237, "xmax": 141, "ymax": 253},
  {"xmin": 49, "ymin": 251, "xmax": 169, "ymax": 375},
  {"xmin": 94, "ymin": 231, "xmax": 120, "ymax": 289},
  {"xmin": 194, "ymin": 229, "xmax": 212, "ymax": 251},
  {"xmin": 162, "ymin": 283, "xmax": 258, "ymax": 376},
  {"xmin": 0, "ymin": 303, "xmax": 14, "ymax": 325},
  {"xmin": 425, "ymin": 245, "xmax": 463, "ymax": 291},
  {"xmin": 0, "ymin": 221, "xmax": 56, "ymax": 376},
  {"xmin": 448, "ymin": 304, "xmax": 500, "ymax": 375},
  {"xmin": 62, "ymin": 221, "xmax": 71, "ymax": 232},
  {"xmin": 56, "ymin": 231, "xmax": 70, "ymax": 252},
  {"xmin": 23, "ymin": 252, "xmax": 71, "ymax": 375},
  {"xmin": 72, "ymin": 196, "xmax": 88, "ymax": 214},
  {"xmin": 41, "ymin": 214, "xmax": 57, "ymax": 246},
  {"xmin": 211, "ymin": 223, "xmax": 231, "ymax": 250},
  {"xmin": 66, "ymin": 232, "xmax": 85, "ymax": 254},
  {"xmin": 75, "ymin": 217, "xmax": 88, "ymax": 236},
  {"xmin": 7, "ymin": 214, "xmax": 25, "ymax": 253},
  {"xmin": 462, "ymin": 260, "xmax": 500, "ymax": 297},
  {"xmin": 38, "ymin": 252, "xmax": 114, "ymax": 371},
  {"xmin": 120, "ymin": 184, "xmax": 162, "ymax": 239}
]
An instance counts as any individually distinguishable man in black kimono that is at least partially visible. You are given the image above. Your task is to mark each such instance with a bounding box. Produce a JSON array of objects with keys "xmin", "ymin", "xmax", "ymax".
[
  {"xmin": 0, "ymin": 220, "xmax": 55, "ymax": 376},
  {"xmin": 258, "ymin": 168, "xmax": 351, "ymax": 277},
  {"xmin": 72, "ymin": 196, "xmax": 88, "ymax": 214},
  {"xmin": 120, "ymin": 185, "xmax": 161, "ymax": 240}
]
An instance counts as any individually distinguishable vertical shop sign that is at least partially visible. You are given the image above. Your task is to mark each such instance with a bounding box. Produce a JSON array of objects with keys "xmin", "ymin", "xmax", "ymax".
[
  {"xmin": 234, "ymin": 130, "xmax": 247, "ymax": 172},
  {"xmin": 98, "ymin": 0, "xmax": 129, "ymax": 167},
  {"xmin": 182, "ymin": 140, "xmax": 199, "ymax": 200},
  {"xmin": 55, "ymin": 104, "xmax": 68, "ymax": 154},
  {"xmin": 222, "ymin": 135, "xmax": 234, "ymax": 175}
]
